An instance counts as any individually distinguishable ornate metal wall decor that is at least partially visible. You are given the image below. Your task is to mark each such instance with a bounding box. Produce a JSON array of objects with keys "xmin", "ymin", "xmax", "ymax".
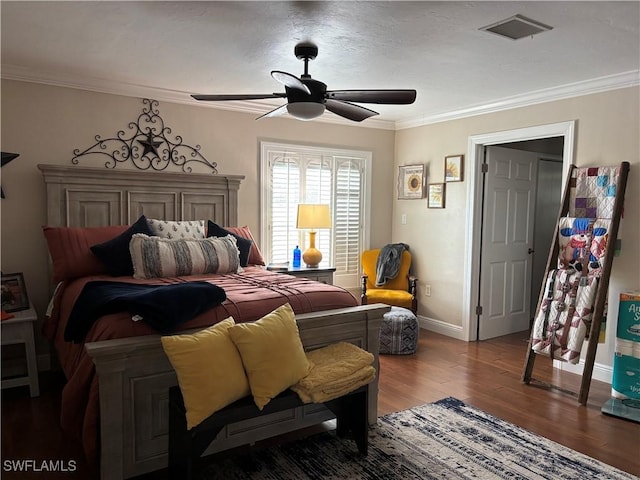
[
  {"xmin": 72, "ymin": 98, "xmax": 217, "ymax": 173},
  {"xmin": 1, "ymin": 152, "xmax": 20, "ymax": 199}
]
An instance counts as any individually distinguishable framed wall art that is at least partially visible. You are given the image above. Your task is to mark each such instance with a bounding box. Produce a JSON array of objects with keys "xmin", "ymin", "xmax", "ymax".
[
  {"xmin": 398, "ymin": 164, "xmax": 425, "ymax": 199},
  {"xmin": 427, "ymin": 183, "xmax": 446, "ymax": 209},
  {"xmin": 1, "ymin": 272, "xmax": 30, "ymax": 312},
  {"xmin": 445, "ymin": 154, "xmax": 464, "ymax": 182}
]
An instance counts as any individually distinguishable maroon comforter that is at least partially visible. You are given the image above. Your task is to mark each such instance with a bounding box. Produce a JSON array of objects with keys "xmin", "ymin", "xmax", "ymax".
[{"xmin": 43, "ymin": 267, "xmax": 358, "ymax": 463}]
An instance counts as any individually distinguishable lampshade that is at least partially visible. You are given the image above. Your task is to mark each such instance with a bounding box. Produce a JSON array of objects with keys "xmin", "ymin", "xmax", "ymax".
[
  {"xmin": 287, "ymin": 102, "xmax": 325, "ymax": 121},
  {"xmin": 296, "ymin": 204, "xmax": 332, "ymax": 229}
]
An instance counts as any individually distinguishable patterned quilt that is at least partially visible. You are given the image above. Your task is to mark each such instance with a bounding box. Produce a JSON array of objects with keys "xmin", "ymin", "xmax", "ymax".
[
  {"xmin": 569, "ymin": 165, "xmax": 620, "ymax": 219},
  {"xmin": 532, "ymin": 164, "xmax": 622, "ymax": 363},
  {"xmin": 557, "ymin": 217, "xmax": 611, "ymax": 277},
  {"xmin": 532, "ymin": 269, "xmax": 598, "ymax": 364}
]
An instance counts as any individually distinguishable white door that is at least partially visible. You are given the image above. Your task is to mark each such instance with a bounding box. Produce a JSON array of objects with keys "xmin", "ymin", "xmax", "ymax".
[{"xmin": 478, "ymin": 146, "xmax": 539, "ymax": 340}]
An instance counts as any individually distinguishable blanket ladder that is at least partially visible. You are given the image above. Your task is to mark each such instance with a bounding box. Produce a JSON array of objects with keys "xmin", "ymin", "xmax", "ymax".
[{"xmin": 522, "ymin": 161, "xmax": 630, "ymax": 405}]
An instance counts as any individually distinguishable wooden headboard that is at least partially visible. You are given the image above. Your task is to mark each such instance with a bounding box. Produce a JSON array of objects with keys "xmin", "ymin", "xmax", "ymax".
[{"xmin": 38, "ymin": 165, "xmax": 244, "ymax": 227}]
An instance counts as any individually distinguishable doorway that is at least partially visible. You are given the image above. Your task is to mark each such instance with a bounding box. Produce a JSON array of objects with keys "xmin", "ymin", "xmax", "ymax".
[
  {"xmin": 477, "ymin": 146, "xmax": 563, "ymax": 340},
  {"xmin": 463, "ymin": 121, "xmax": 575, "ymax": 341}
]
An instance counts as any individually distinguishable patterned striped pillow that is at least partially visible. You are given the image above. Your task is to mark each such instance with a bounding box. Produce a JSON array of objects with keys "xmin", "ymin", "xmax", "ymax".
[{"xmin": 130, "ymin": 234, "xmax": 241, "ymax": 279}]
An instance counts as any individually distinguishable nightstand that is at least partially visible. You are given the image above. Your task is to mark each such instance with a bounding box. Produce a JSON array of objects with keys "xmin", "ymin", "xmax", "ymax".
[
  {"xmin": 285, "ymin": 266, "xmax": 336, "ymax": 285},
  {"xmin": 1, "ymin": 304, "xmax": 40, "ymax": 397}
]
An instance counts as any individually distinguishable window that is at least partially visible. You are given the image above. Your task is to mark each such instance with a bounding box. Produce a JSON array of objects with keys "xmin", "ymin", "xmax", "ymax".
[{"xmin": 260, "ymin": 142, "xmax": 371, "ymax": 287}]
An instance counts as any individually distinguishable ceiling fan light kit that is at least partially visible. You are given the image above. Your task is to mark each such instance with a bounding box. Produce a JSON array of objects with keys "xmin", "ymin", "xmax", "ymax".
[
  {"xmin": 192, "ymin": 42, "xmax": 416, "ymax": 122},
  {"xmin": 287, "ymin": 102, "xmax": 326, "ymax": 120}
]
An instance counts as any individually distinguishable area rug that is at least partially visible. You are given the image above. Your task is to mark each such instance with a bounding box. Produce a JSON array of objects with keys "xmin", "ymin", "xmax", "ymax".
[{"xmin": 199, "ymin": 397, "xmax": 635, "ymax": 479}]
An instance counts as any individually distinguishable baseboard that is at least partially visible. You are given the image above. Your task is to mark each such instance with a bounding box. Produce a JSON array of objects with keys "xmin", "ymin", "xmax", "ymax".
[
  {"xmin": 553, "ymin": 359, "xmax": 613, "ymax": 385},
  {"xmin": 418, "ymin": 315, "xmax": 466, "ymax": 341}
]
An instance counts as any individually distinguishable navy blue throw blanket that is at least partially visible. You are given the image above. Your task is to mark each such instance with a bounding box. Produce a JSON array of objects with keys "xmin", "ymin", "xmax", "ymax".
[{"xmin": 65, "ymin": 281, "xmax": 227, "ymax": 343}]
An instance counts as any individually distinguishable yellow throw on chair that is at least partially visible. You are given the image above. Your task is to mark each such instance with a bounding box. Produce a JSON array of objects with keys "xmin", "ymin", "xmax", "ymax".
[{"xmin": 361, "ymin": 248, "xmax": 417, "ymax": 314}]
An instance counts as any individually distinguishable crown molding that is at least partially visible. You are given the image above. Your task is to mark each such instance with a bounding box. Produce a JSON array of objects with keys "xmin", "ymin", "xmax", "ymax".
[
  {"xmin": 2, "ymin": 65, "xmax": 637, "ymax": 131},
  {"xmin": 0, "ymin": 65, "xmax": 396, "ymax": 130},
  {"xmin": 396, "ymin": 70, "xmax": 640, "ymax": 130}
]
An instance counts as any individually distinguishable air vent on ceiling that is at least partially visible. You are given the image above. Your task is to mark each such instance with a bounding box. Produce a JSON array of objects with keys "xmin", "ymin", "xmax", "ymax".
[{"xmin": 480, "ymin": 14, "xmax": 553, "ymax": 40}]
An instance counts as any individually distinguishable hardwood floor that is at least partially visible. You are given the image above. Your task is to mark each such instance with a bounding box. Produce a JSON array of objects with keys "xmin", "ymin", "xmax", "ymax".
[
  {"xmin": 379, "ymin": 330, "xmax": 639, "ymax": 477},
  {"xmin": 2, "ymin": 330, "xmax": 638, "ymax": 479}
]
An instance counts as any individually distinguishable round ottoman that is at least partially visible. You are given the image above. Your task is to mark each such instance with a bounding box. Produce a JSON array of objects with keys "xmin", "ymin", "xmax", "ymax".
[{"xmin": 379, "ymin": 306, "xmax": 419, "ymax": 355}]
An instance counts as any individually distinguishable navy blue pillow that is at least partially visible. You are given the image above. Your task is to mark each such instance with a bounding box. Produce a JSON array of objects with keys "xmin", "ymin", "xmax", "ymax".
[
  {"xmin": 207, "ymin": 220, "xmax": 252, "ymax": 267},
  {"xmin": 90, "ymin": 215, "xmax": 153, "ymax": 276}
]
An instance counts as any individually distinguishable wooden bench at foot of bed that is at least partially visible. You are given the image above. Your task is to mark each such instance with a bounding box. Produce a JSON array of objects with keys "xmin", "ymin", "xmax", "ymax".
[
  {"xmin": 169, "ymin": 385, "xmax": 368, "ymax": 480},
  {"xmin": 86, "ymin": 304, "xmax": 387, "ymax": 480}
]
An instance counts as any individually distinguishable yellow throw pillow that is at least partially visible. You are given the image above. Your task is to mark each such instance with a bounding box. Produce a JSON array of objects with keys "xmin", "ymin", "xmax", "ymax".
[
  {"xmin": 161, "ymin": 317, "xmax": 250, "ymax": 430},
  {"xmin": 228, "ymin": 303, "xmax": 311, "ymax": 410}
]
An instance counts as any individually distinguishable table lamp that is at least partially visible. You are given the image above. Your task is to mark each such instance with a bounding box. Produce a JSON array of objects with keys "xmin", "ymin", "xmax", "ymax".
[{"xmin": 296, "ymin": 204, "xmax": 331, "ymax": 268}]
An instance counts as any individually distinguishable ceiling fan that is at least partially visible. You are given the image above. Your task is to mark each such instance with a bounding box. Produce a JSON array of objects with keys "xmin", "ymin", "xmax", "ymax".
[{"xmin": 191, "ymin": 42, "xmax": 417, "ymax": 122}]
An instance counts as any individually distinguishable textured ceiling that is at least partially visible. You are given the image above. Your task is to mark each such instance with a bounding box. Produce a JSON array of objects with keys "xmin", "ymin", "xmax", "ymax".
[{"xmin": 1, "ymin": 1, "xmax": 639, "ymax": 128}]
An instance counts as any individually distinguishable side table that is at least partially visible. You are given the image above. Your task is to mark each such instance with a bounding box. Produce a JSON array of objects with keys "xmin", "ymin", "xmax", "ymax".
[
  {"xmin": 1, "ymin": 304, "xmax": 40, "ymax": 397},
  {"xmin": 284, "ymin": 266, "xmax": 336, "ymax": 285}
]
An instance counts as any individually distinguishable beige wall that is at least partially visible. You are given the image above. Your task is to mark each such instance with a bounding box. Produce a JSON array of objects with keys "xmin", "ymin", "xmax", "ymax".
[
  {"xmin": 2, "ymin": 79, "xmax": 637, "ymax": 374},
  {"xmin": 394, "ymin": 86, "xmax": 639, "ymax": 369},
  {"xmin": 0, "ymin": 80, "xmax": 396, "ymax": 358}
]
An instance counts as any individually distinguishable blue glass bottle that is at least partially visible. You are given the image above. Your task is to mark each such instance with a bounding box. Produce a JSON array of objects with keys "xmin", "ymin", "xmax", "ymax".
[{"xmin": 292, "ymin": 245, "xmax": 301, "ymax": 268}]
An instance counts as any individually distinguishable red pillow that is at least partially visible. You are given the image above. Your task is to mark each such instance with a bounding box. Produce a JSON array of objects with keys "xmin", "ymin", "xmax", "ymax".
[
  {"xmin": 43, "ymin": 225, "xmax": 128, "ymax": 282},
  {"xmin": 225, "ymin": 226, "xmax": 265, "ymax": 266}
]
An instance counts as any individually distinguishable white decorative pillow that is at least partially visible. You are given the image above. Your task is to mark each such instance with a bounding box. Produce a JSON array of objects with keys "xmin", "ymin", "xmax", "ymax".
[
  {"xmin": 146, "ymin": 219, "xmax": 205, "ymax": 239},
  {"xmin": 130, "ymin": 234, "xmax": 241, "ymax": 279}
]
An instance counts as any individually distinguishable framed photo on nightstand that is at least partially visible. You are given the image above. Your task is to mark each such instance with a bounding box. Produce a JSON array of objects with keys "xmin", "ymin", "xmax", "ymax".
[{"xmin": 1, "ymin": 272, "xmax": 30, "ymax": 312}]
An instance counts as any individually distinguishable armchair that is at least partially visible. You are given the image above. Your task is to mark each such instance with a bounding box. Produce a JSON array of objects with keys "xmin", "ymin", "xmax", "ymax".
[{"xmin": 360, "ymin": 249, "xmax": 418, "ymax": 314}]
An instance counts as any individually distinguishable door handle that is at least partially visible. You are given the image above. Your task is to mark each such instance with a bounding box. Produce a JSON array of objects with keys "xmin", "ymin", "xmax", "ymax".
[{"xmin": 528, "ymin": 248, "xmax": 534, "ymax": 254}]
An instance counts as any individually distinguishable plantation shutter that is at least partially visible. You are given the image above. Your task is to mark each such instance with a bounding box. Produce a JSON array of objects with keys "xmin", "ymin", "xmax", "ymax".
[
  {"xmin": 270, "ymin": 155, "xmax": 300, "ymax": 263},
  {"xmin": 303, "ymin": 155, "xmax": 332, "ymax": 263},
  {"xmin": 261, "ymin": 142, "xmax": 370, "ymax": 288},
  {"xmin": 334, "ymin": 157, "xmax": 363, "ymax": 285}
]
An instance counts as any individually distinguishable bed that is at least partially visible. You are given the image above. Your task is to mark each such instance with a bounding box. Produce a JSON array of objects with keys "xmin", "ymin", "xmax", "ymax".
[{"xmin": 39, "ymin": 164, "xmax": 386, "ymax": 480}]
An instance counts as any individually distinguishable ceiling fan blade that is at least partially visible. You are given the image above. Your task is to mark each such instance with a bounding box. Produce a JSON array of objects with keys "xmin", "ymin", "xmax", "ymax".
[
  {"xmin": 326, "ymin": 89, "xmax": 417, "ymax": 104},
  {"xmin": 271, "ymin": 71, "xmax": 311, "ymax": 94},
  {"xmin": 191, "ymin": 93, "xmax": 286, "ymax": 101},
  {"xmin": 325, "ymin": 99, "xmax": 379, "ymax": 122},
  {"xmin": 256, "ymin": 104, "xmax": 288, "ymax": 120}
]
